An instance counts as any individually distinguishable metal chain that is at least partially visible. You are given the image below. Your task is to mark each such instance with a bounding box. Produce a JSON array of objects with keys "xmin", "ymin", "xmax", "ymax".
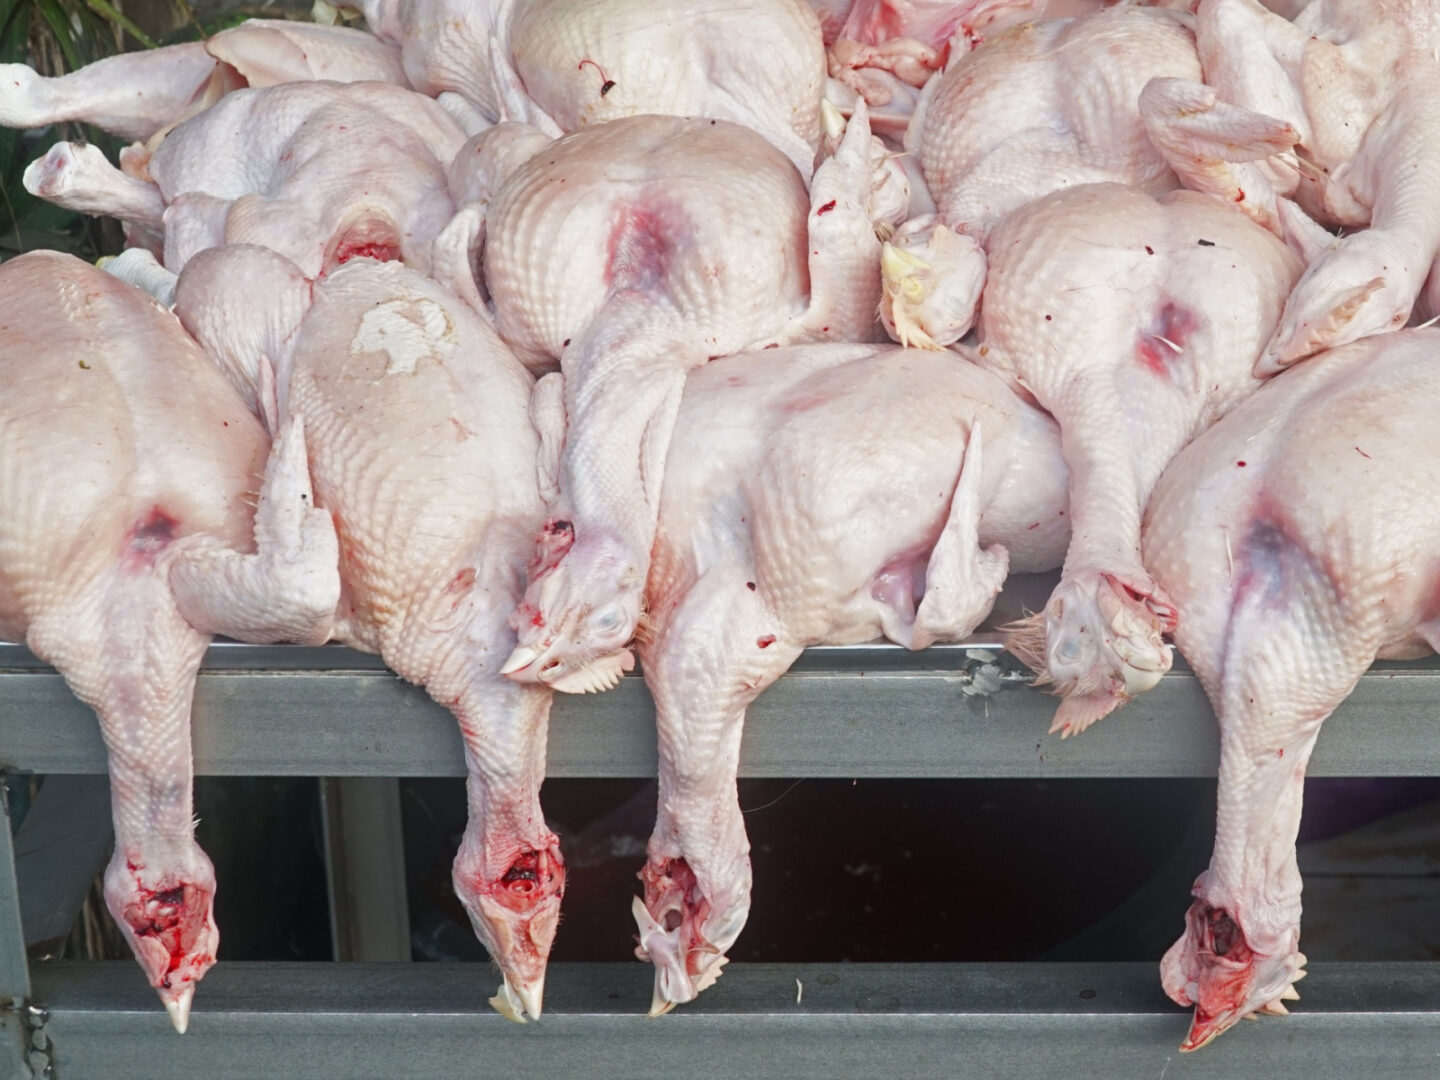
[{"xmin": 23, "ymin": 1001, "xmax": 53, "ymax": 1079}]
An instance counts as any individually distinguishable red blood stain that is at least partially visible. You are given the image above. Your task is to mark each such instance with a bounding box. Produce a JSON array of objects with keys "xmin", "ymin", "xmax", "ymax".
[
  {"xmin": 333, "ymin": 240, "xmax": 397, "ymax": 265},
  {"xmin": 1237, "ymin": 461, "xmax": 1247, "ymax": 468},
  {"xmin": 757, "ymin": 635, "xmax": 776, "ymax": 649},
  {"xmin": 1136, "ymin": 301, "xmax": 1198, "ymax": 376},
  {"xmin": 485, "ymin": 845, "xmax": 566, "ymax": 913},
  {"xmin": 816, "ymin": 200, "xmax": 837, "ymax": 216},
  {"xmin": 529, "ymin": 518, "xmax": 576, "ymax": 577},
  {"xmin": 1234, "ymin": 189, "xmax": 1245, "ymax": 201},
  {"xmin": 1027, "ymin": 522, "xmax": 1040, "ymax": 531},
  {"xmin": 446, "ymin": 568, "xmax": 476, "ymax": 593},
  {"xmin": 122, "ymin": 880, "xmax": 209, "ymax": 986},
  {"xmin": 639, "ymin": 857, "xmax": 712, "ymax": 973}
]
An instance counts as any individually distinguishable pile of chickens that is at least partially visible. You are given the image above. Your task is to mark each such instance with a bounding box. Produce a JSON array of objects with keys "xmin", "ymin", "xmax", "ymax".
[{"xmin": 1, "ymin": 0, "xmax": 1435, "ymax": 1052}]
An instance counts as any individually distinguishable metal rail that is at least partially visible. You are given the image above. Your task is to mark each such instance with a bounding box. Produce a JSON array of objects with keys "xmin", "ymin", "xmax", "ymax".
[
  {"xmin": 5, "ymin": 641, "xmax": 1440, "ymax": 779},
  {"xmin": 25, "ymin": 960, "xmax": 1440, "ymax": 1079},
  {"xmin": 5, "ymin": 639, "xmax": 1440, "ymax": 1076}
]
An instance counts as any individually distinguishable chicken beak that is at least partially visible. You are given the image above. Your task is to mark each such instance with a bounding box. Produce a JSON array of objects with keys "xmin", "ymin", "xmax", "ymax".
[
  {"xmin": 1179, "ymin": 1006, "xmax": 1236, "ymax": 1053},
  {"xmin": 163, "ymin": 984, "xmax": 195, "ymax": 1035},
  {"xmin": 488, "ymin": 973, "xmax": 546, "ymax": 1023},
  {"xmin": 649, "ymin": 985, "xmax": 679, "ymax": 1018},
  {"xmin": 517, "ymin": 973, "xmax": 546, "ymax": 1021},
  {"xmin": 499, "ymin": 644, "xmax": 541, "ymax": 677},
  {"xmin": 820, "ymin": 98, "xmax": 847, "ymax": 142}
]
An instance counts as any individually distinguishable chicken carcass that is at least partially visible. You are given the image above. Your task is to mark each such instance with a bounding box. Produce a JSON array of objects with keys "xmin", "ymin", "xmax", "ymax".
[
  {"xmin": 0, "ymin": 21, "xmax": 407, "ymax": 145},
  {"xmin": 157, "ymin": 244, "xmax": 560, "ymax": 1021},
  {"xmin": 634, "ymin": 342, "xmax": 1069, "ymax": 1012},
  {"xmin": 480, "ymin": 109, "xmax": 893, "ymax": 692},
  {"xmin": 356, "ymin": 0, "xmax": 827, "ymax": 175},
  {"xmin": 23, "ymin": 80, "xmax": 465, "ymax": 278},
  {"xmin": 1160, "ymin": 0, "xmax": 1440, "ymax": 368},
  {"xmin": 0, "ymin": 252, "xmax": 339, "ymax": 1030},
  {"xmin": 879, "ymin": 4, "xmax": 1201, "ymax": 347},
  {"xmin": 826, "ymin": 0, "xmax": 1114, "ymax": 137},
  {"xmin": 1140, "ymin": 327, "xmax": 1440, "ymax": 1051},
  {"xmin": 978, "ymin": 183, "xmax": 1302, "ymax": 735}
]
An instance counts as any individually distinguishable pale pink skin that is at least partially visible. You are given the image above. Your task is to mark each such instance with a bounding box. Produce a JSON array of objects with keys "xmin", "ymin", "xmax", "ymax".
[
  {"xmin": 636, "ymin": 342, "xmax": 1069, "ymax": 1011},
  {"xmin": 1141, "ymin": 328, "xmax": 1440, "ymax": 1051},
  {"xmin": 169, "ymin": 246, "xmax": 560, "ymax": 1020},
  {"xmin": 479, "ymin": 110, "xmax": 890, "ymax": 694},
  {"xmin": 358, "ymin": 0, "xmax": 826, "ymax": 176},
  {"xmin": 878, "ymin": 5, "xmax": 1201, "ymax": 345},
  {"xmin": 0, "ymin": 22, "xmax": 406, "ymax": 145},
  {"xmin": 1183, "ymin": 0, "xmax": 1440, "ymax": 368},
  {"xmin": 0, "ymin": 252, "xmax": 339, "ymax": 1030},
  {"xmin": 977, "ymin": 183, "xmax": 1303, "ymax": 735},
  {"xmin": 21, "ymin": 81, "xmax": 465, "ymax": 280},
  {"xmin": 825, "ymin": 0, "xmax": 1129, "ymax": 134}
]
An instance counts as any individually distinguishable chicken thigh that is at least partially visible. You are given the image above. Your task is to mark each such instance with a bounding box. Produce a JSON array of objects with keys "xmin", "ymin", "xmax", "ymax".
[
  {"xmin": 0, "ymin": 252, "xmax": 339, "ymax": 1031},
  {"xmin": 479, "ymin": 110, "xmax": 892, "ymax": 692},
  {"xmin": 0, "ymin": 21, "xmax": 407, "ymax": 145},
  {"xmin": 22, "ymin": 80, "xmax": 464, "ymax": 277},
  {"xmin": 1141, "ymin": 327, "xmax": 1440, "ymax": 1051},
  {"xmin": 879, "ymin": 4, "xmax": 1200, "ymax": 346},
  {"xmin": 356, "ymin": 0, "xmax": 827, "ymax": 175},
  {"xmin": 981, "ymin": 183, "xmax": 1302, "ymax": 734},
  {"xmin": 158, "ymin": 245, "xmax": 560, "ymax": 1021},
  {"xmin": 634, "ymin": 342, "xmax": 1069, "ymax": 1012}
]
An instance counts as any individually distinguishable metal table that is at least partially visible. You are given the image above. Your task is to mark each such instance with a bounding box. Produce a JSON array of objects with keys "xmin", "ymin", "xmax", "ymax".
[{"xmin": 4, "ymin": 638, "xmax": 1439, "ymax": 1078}]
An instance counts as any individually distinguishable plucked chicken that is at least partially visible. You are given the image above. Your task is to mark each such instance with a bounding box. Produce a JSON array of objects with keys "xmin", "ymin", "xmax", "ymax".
[
  {"xmin": 477, "ymin": 109, "xmax": 894, "ymax": 693},
  {"xmin": 1169, "ymin": 0, "xmax": 1440, "ymax": 368},
  {"xmin": 978, "ymin": 183, "xmax": 1302, "ymax": 735},
  {"xmin": 155, "ymin": 244, "xmax": 560, "ymax": 1021},
  {"xmin": 0, "ymin": 20, "xmax": 407, "ymax": 145},
  {"xmin": 826, "ymin": 0, "xmax": 1115, "ymax": 138},
  {"xmin": 354, "ymin": 0, "xmax": 827, "ymax": 175},
  {"xmin": 1141, "ymin": 327, "xmax": 1440, "ymax": 1050},
  {"xmin": 879, "ymin": 4, "xmax": 1200, "ymax": 346},
  {"xmin": 22, "ymin": 80, "xmax": 465, "ymax": 277},
  {"xmin": 0, "ymin": 252, "xmax": 339, "ymax": 1030},
  {"xmin": 634, "ymin": 341, "xmax": 1069, "ymax": 1011}
]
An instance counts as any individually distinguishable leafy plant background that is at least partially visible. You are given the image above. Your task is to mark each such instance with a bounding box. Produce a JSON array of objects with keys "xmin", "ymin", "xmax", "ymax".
[{"xmin": 0, "ymin": 1, "xmax": 293, "ymax": 263}]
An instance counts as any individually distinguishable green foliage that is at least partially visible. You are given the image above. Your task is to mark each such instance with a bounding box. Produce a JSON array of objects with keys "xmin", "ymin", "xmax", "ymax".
[{"xmin": 0, "ymin": 0, "xmax": 188, "ymax": 261}]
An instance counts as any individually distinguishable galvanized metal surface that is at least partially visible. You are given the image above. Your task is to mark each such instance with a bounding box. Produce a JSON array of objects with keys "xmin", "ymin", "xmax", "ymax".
[
  {"xmin": 3, "ymin": 641, "xmax": 1439, "ymax": 778},
  {"xmin": 16, "ymin": 776, "xmax": 112, "ymax": 960},
  {"xmin": 25, "ymin": 960, "xmax": 1440, "ymax": 1079},
  {"xmin": 319, "ymin": 777, "xmax": 412, "ymax": 962},
  {"xmin": 0, "ymin": 778, "xmax": 32, "ymax": 1001},
  {"xmin": 0, "ymin": 776, "xmax": 33, "ymax": 1079}
]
